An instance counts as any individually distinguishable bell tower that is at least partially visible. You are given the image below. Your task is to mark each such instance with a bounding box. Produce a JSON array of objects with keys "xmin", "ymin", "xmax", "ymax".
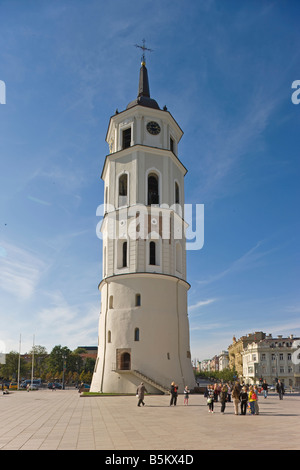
[{"xmin": 90, "ymin": 51, "xmax": 195, "ymax": 394}]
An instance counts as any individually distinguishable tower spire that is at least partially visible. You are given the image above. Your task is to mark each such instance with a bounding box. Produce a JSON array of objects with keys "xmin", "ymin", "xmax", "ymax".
[{"xmin": 127, "ymin": 40, "xmax": 159, "ymax": 110}]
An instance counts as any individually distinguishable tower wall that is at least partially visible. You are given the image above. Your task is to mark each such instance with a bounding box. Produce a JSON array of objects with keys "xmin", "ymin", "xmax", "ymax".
[{"xmin": 90, "ymin": 273, "xmax": 195, "ymax": 393}]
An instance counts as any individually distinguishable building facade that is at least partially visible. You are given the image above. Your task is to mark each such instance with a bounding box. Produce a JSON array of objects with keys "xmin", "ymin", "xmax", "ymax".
[
  {"xmin": 90, "ymin": 56, "xmax": 195, "ymax": 394},
  {"xmin": 242, "ymin": 334, "xmax": 300, "ymax": 387}
]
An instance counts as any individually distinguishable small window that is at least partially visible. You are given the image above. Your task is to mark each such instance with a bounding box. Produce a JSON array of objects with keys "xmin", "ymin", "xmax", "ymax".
[
  {"xmin": 149, "ymin": 241, "xmax": 156, "ymax": 265},
  {"xmin": 109, "ymin": 295, "xmax": 113, "ymax": 309},
  {"xmin": 134, "ymin": 328, "xmax": 140, "ymax": 341},
  {"xmin": 175, "ymin": 182, "xmax": 180, "ymax": 204},
  {"xmin": 108, "ymin": 330, "xmax": 111, "ymax": 343},
  {"xmin": 148, "ymin": 173, "xmax": 159, "ymax": 205},
  {"xmin": 170, "ymin": 137, "xmax": 174, "ymax": 152},
  {"xmin": 122, "ymin": 128, "xmax": 131, "ymax": 149},
  {"xmin": 135, "ymin": 294, "xmax": 141, "ymax": 307},
  {"xmin": 119, "ymin": 174, "xmax": 128, "ymax": 196},
  {"xmin": 167, "ymin": 353, "xmax": 170, "ymax": 360},
  {"xmin": 122, "ymin": 241, "xmax": 127, "ymax": 268}
]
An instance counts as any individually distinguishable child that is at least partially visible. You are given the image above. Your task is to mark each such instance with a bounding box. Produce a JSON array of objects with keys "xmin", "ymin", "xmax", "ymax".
[
  {"xmin": 248, "ymin": 386, "xmax": 257, "ymax": 415},
  {"xmin": 183, "ymin": 385, "xmax": 190, "ymax": 405}
]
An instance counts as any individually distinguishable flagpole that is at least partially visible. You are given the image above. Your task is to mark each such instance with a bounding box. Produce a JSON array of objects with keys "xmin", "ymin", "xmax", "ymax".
[
  {"xmin": 17, "ymin": 334, "xmax": 21, "ymax": 390},
  {"xmin": 31, "ymin": 334, "xmax": 35, "ymax": 387}
]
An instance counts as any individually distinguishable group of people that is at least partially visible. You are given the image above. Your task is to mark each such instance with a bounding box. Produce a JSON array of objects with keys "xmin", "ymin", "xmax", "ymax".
[
  {"xmin": 136, "ymin": 381, "xmax": 191, "ymax": 407},
  {"xmin": 136, "ymin": 378, "xmax": 286, "ymax": 410},
  {"xmin": 205, "ymin": 381, "xmax": 261, "ymax": 415}
]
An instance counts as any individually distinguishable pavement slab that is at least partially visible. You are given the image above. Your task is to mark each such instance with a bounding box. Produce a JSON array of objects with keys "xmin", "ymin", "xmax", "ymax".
[{"xmin": 0, "ymin": 389, "xmax": 299, "ymax": 450}]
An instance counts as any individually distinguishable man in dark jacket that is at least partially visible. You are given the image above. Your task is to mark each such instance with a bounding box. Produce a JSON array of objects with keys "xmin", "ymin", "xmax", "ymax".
[{"xmin": 276, "ymin": 380, "xmax": 284, "ymax": 400}]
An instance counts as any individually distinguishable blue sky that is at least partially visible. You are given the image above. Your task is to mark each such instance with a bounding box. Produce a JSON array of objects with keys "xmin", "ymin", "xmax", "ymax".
[{"xmin": 0, "ymin": 0, "xmax": 299, "ymax": 360}]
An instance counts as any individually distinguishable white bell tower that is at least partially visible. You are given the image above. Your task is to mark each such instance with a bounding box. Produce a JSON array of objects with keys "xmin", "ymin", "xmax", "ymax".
[{"xmin": 90, "ymin": 53, "xmax": 195, "ymax": 394}]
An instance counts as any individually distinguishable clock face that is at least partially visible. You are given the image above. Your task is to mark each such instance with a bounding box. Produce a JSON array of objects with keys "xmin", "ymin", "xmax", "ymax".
[{"xmin": 146, "ymin": 121, "xmax": 161, "ymax": 135}]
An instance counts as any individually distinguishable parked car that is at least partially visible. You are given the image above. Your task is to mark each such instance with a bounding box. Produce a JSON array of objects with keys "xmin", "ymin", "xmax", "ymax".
[
  {"xmin": 47, "ymin": 382, "xmax": 62, "ymax": 390},
  {"xmin": 28, "ymin": 384, "xmax": 38, "ymax": 390}
]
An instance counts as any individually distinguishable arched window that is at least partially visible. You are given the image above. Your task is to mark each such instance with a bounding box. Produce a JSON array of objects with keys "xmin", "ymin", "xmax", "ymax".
[
  {"xmin": 109, "ymin": 295, "xmax": 113, "ymax": 309},
  {"xmin": 122, "ymin": 241, "xmax": 127, "ymax": 268},
  {"xmin": 148, "ymin": 173, "xmax": 159, "ymax": 205},
  {"xmin": 149, "ymin": 241, "xmax": 156, "ymax": 265},
  {"xmin": 175, "ymin": 182, "xmax": 180, "ymax": 204},
  {"xmin": 107, "ymin": 330, "xmax": 111, "ymax": 343},
  {"xmin": 134, "ymin": 328, "xmax": 140, "ymax": 341},
  {"xmin": 118, "ymin": 173, "xmax": 128, "ymax": 207}
]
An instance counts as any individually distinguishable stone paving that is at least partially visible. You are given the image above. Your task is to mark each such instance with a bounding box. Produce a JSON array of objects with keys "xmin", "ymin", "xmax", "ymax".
[{"xmin": 0, "ymin": 389, "xmax": 299, "ymax": 450}]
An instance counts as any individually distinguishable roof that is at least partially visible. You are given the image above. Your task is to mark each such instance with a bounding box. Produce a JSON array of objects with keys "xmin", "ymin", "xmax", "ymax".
[{"xmin": 126, "ymin": 61, "xmax": 160, "ymax": 110}]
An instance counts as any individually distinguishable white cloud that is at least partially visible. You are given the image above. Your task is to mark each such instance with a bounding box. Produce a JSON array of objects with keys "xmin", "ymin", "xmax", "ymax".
[
  {"xmin": 189, "ymin": 298, "xmax": 217, "ymax": 311},
  {"xmin": 0, "ymin": 241, "xmax": 45, "ymax": 300}
]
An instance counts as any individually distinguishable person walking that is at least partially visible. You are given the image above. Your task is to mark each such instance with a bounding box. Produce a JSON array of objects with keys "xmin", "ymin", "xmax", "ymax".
[
  {"xmin": 276, "ymin": 380, "xmax": 284, "ymax": 400},
  {"xmin": 232, "ymin": 381, "xmax": 241, "ymax": 415},
  {"xmin": 136, "ymin": 382, "xmax": 147, "ymax": 407},
  {"xmin": 183, "ymin": 385, "xmax": 190, "ymax": 405},
  {"xmin": 207, "ymin": 385, "xmax": 214, "ymax": 413},
  {"xmin": 170, "ymin": 382, "xmax": 178, "ymax": 406},
  {"xmin": 240, "ymin": 386, "xmax": 248, "ymax": 415},
  {"xmin": 262, "ymin": 379, "xmax": 268, "ymax": 399},
  {"xmin": 248, "ymin": 386, "xmax": 257, "ymax": 415},
  {"xmin": 227, "ymin": 383, "xmax": 232, "ymax": 402},
  {"xmin": 220, "ymin": 384, "xmax": 228, "ymax": 413}
]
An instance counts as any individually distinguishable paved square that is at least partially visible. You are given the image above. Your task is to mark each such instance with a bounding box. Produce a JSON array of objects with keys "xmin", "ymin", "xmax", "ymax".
[{"xmin": 0, "ymin": 389, "xmax": 299, "ymax": 450}]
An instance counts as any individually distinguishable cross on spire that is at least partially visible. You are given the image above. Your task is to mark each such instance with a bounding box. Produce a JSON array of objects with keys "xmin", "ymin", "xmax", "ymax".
[{"xmin": 134, "ymin": 39, "xmax": 153, "ymax": 65}]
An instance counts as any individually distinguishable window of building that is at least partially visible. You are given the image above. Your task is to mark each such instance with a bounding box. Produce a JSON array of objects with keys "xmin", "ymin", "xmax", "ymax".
[
  {"xmin": 170, "ymin": 136, "xmax": 174, "ymax": 152},
  {"xmin": 122, "ymin": 127, "xmax": 131, "ymax": 149},
  {"xmin": 280, "ymin": 353, "xmax": 284, "ymax": 361},
  {"xmin": 118, "ymin": 173, "xmax": 128, "ymax": 207},
  {"xmin": 148, "ymin": 173, "xmax": 159, "ymax": 205},
  {"xmin": 175, "ymin": 182, "xmax": 180, "ymax": 204},
  {"xmin": 122, "ymin": 241, "xmax": 127, "ymax": 268},
  {"xmin": 135, "ymin": 294, "xmax": 141, "ymax": 307},
  {"xmin": 109, "ymin": 295, "xmax": 113, "ymax": 309},
  {"xmin": 149, "ymin": 241, "xmax": 156, "ymax": 265},
  {"xmin": 108, "ymin": 330, "xmax": 111, "ymax": 343},
  {"xmin": 134, "ymin": 328, "xmax": 140, "ymax": 341}
]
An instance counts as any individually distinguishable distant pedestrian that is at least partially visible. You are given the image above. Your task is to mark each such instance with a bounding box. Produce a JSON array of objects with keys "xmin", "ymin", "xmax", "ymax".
[
  {"xmin": 26, "ymin": 383, "xmax": 30, "ymax": 392},
  {"xmin": 183, "ymin": 386, "xmax": 190, "ymax": 405},
  {"xmin": 276, "ymin": 380, "xmax": 284, "ymax": 400},
  {"xmin": 240, "ymin": 386, "xmax": 248, "ymax": 415},
  {"xmin": 207, "ymin": 385, "xmax": 214, "ymax": 413},
  {"xmin": 227, "ymin": 384, "xmax": 232, "ymax": 402},
  {"xmin": 170, "ymin": 382, "xmax": 178, "ymax": 406},
  {"xmin": 262, "ymin": 380, "xmax": 268, "ymax": 399},
  {"xmin": 248, "ymin": 386, "xmax": 257, "ymax": 415},
  {"xmin": 232, "ymin": 381, "xmax": 241, "ymax": 415},
  {"xmin": 136, "ymin": 382, "xmax": 147, "ymax": 407},
  {"xmin": 220, "ymin": 385, "xmax": 228, "ymax": 413},
  {"xmin": 254, "ymin": 385, "xmax": 259, "ymax": 415}
]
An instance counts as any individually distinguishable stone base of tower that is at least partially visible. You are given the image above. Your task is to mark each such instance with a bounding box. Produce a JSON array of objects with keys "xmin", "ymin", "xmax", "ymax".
[{"xmin": 90, "ymin": 273, "xmax": 196, "ymax": 394}]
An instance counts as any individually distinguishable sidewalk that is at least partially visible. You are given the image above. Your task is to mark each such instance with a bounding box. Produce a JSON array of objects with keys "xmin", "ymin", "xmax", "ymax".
[{"xmin": 0, "ymin": 389, "xmax": 299, "ymax": 450}]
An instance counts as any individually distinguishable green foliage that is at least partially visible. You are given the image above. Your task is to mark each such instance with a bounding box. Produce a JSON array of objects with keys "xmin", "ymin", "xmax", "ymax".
[
  {"xmin": 196, "ymin": 368, "xmax": 237, "ymax": 383},
  {"xmin": 0, "ymin": 344, "xmax": 95, "ymax": 384}
]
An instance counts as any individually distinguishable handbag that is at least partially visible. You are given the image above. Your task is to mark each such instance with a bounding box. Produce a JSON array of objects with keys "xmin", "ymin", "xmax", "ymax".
[{"xmin": 207, "ymin": 397, "xmax": 212, "ymax": 404}]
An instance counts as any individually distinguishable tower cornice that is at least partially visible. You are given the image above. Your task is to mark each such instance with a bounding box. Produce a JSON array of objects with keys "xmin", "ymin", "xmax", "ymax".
[
  {"xmin": 101, "ymin": 144, "xmax": 187, "ymax": 181},
  {"xmin": 98, "ymin": 271, "xmax": 191, "ymax": 291}
]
